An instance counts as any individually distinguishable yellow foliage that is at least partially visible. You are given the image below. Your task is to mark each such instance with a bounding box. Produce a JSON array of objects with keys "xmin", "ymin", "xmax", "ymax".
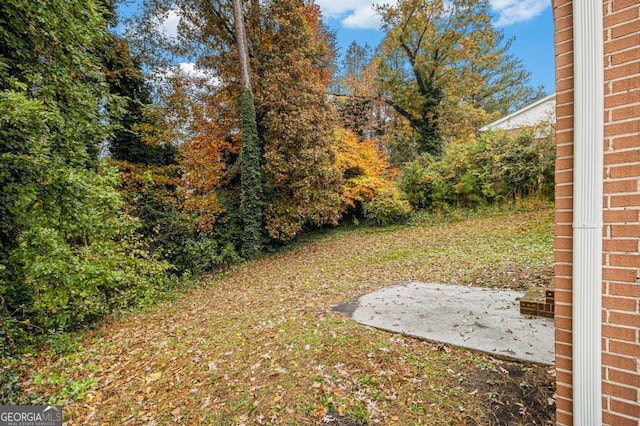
[{"xmin": 331, "ymin": 127, "xmax": 391, "ymax": 208}]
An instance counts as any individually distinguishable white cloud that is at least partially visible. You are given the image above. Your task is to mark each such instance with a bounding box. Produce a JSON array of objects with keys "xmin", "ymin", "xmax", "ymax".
[
  {"xmin": 315, "ymin": 0, "xmax": 382, "ymax": 30},
  {"xmin": 155, "ymin": 9, "xmax": 180, "ymax": 39},
  {"xmin": 341, "ymin": 5, "xmax": 382, "ymax": 29},
  {"xmin": 176, "ymin": 62, "xmax": 211, "ymax": 81},
  {"xmin": 315, "ymin": 0, "xmax": 377, "ymax": 18},
  {"xmin": 491, "ymin": 0, "xmax": 550, "ymax": 26}
]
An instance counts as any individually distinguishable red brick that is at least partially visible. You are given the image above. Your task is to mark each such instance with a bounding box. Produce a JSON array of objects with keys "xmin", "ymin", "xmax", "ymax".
[
  {"xmin": 556, "ymin": 52, "xmax": 575, "ymax": 70},
  {"xmin": 555, "ymin": 102, "xmax": 574, "ymax": 117},
  {"xmin": 556, "ymin": 355, "xmax": 573, "ymax": 371},
  {"xmin": 612, "ymin": 20, "xmax": 640, "ymax": 39},
  {"xmin": 609, "ymin": 253, "xmax": 640, "ymax": 267},
  {"xmin": 608, "ymin": 369, "xmax": 640, "ymax": 388},
  {"xmin": 555, "ymin": 209, "xmax": 574, "ymax": 223},
  {"xmin": 555, "ymin": 316, "xmax": 574, "ymax": 332},
  {"xmin": 611, "ymin": 224, "xmax": 640, "ymax": 237},
  {"xmin": 556, "ymin": 410, "xmax": 573, "ymax": 426},
  {"xmin": 609, "ymin": 307, "xmax": 640, "ymax": 323},
  {"xmin": 557, "ymin": 64, "xmax": 575, "ymax": 80},
  {"xmin": 556, "ymin": 170, "xmax": 574, "ymax": 185},
  {"xmin": 554, "ymin": 276, "xmax": 573, "ymax": 290},
  {"xmin": 554, "ymin": 303, "xmax": 573, "ymax": 318},
  {"xmin": 556, "ymin": 395, "xmax": 573, "ymax": 412},
  {"xmin": 556, "ymin": 141, "xmax": 574, "ymax": 154},
  {"xmin": 556, "ymin": 31, "xmax": 574, "ymax": 51},
  {"xmin": 603, "ymin": 381, "xmax": 639, "ymax": 401},
  {"xmin": 554, "ymin": 2, "xmax": 573, "ymax": 18},
  {"xmin": 557, "ymin": 114, "xmax": 576, "ymax": 129},
  {"xmin": 604, "ymin": 149, "xmax": 640, "ymax": 165},
  {"xmin": 556, "ymin": 183, "xmax": 575, "ymax": 197},
  {"xmin": 610, "ymin": 283, "xmax": 640, "ymax": 297},
  {"xmin": 610, "ymin": 398, "xmax": 640, "ymax": 424},
  {"xmin": 555, "ymin": 14, "xmax": 574, "ymax": 32},
  {"xmin": 556, "ymin": 90, "xmax": 574, "ymax": 105},
  {"xmin": 606, "ymin": 91, "xmax": 640, "ymax": 109},
  {"xmin": 603, "ymin": 295, "xmax": 638, "ymax": 311},
  {"xmin": 556, "ymin": 158, "xmax": 574, "ymax": 171},
  {"xmin": 555, "ymin": 240, "xmax": 573, "ymax": 253},
  {"xmin": 603, "ymin": 325, "xmax": 637, "ymax": 343},
  {"xmin": 605, "ymin": 32, "xmax": 640, "ymax": 55},
  {"xmin": 612, "ymin": 75, "xmax": 640, "ymax": 93},
  {"xmin": 605, "ymin": 119, "xmax": 640, "ymax": 136},
  {"xmin": 611, "ymin": 46, "xmax": 640, "ymax": 66},
  {"xmin": 613, "ymin": 134, "xmax": 640, "ymax": 150},
  {"xmin": 613, "ymin": 0, "xmax": 640, "ymax": 12},
  {"xmin": 610, "ymin": 164, "xmax": 640, "ymax": 179},
  {"xmin": 609, "ymin": 339, "xmax": 640, "ymax": 357},
  {"xmin": 556, "ymin": 330, "xmax": 571, "ymax": 344},
  {"xmin": 604, "ymin": 209, "xmax": 640, "ymax": 223},
  {"xmin": 604, "ymin": 178, "xmax": 639, "ymax": 192},
  {"xmin": 604, "ymin": 266, "xmax": 640, "ymax": 282},
  {"xmin": 603, "ymin": 352, "xmax": 639, "ymax": 371},
  {"xmin": 555, "ymin": 223, "xmax": 574, "ymax": 236},
  {"xmin": 556, "ymin": 77, "xmax": 574, "ymax": 92},
  {"xmin": 555, "ymin": 250, "xmax": 573, "ymax": 264},
  {"xmin": 603, "ymin": 411, "xmax": 639, "ymax": 426},
  {"xmin": 555, "ymin": 197, "xmax": 574, "ymax": 210},
  {"xmin": 611, "ymin": 194, "xmax": 640, "ymax": 208},
  {"xmin": 555, "ymin": 264, "xmax": 574, "ymax": 278},
  {"xmin": 613, "ymin": 104, "xmax": 640, "ymax": 121},
  {"xmin": 606, "ymin": 61, "xmax": 640, "ymax": 81},
  {"xmin": 604, "ymin": 238, "xmax": 639, "ymax": 252},
  {"xmin": 556, "ymin": 368, "xmax": 573, "ymax": 385},
  {"xmin": 605, "ymin": 7, "xmax": 640, "ymax": 28}
]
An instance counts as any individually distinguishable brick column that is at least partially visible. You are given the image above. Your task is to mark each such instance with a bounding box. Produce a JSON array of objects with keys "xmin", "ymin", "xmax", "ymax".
[{"xmin": 553, "ymin": 1, "xmax": 576, "ymax": 424}]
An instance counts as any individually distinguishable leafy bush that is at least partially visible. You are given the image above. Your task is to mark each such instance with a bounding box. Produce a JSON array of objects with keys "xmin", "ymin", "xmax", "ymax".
[
  {"xmin": 363, "ymin": 186, "xmax": 413, "ymax": 225},
  {"xmin": 398, "ymin": 126, "xmax": 555, "ymax": 210},
  {"xmin": 116, "ymin": 162, "xmax": 242, "ymax": 275},
  {"xmin": 398, "ymin": 155, "xmax": 451, "ymax": 210},
  {"xmin": 7, "ymin": 165, "xmax": 171, "ymax": 331}
]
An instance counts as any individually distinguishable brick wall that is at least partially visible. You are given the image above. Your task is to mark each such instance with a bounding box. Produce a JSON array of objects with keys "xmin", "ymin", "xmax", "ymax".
[
  {"xmin": 553, "ymin": 1, "xmax": 575, "ymax": 423},
  {"xmin": 553, "ymin": 1, "xmax": 640, "ymax": 424},
  {"xmin": 602, "ymin": 0, "xmax": 640, "ymax": 424}
]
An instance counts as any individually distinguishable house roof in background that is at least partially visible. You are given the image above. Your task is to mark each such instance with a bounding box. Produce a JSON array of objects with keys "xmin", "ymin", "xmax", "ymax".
[{"xmin": 480, "ymin": 93, "xmax": 556, "ymax": 131}]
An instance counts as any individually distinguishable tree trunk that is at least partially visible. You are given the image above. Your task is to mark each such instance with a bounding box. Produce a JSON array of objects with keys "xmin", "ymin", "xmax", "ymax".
[
  {"xmin": 232, "ymin": 0, "xmax": 251, "ymax": 88},
  {"xmin": 233, "ymin": 0, "xmax": 263, "ymax": 258}
]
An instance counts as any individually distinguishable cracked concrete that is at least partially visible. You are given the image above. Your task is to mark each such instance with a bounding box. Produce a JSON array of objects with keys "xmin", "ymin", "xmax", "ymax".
[{"xmin": 332, "ymin": 282, "xmax": 555, "ymax": 365}]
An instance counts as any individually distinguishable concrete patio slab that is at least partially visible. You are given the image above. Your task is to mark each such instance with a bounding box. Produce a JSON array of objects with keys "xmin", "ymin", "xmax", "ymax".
[{"xmin": 332, "ymin": 282, "xmax": 555, "ymax": 365}]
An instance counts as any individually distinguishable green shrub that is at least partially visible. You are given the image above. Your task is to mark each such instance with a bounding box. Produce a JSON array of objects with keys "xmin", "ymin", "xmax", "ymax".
[
  {"xmin": 363, "ymin": 186, "xmax": 413, "ymax": 225},
  {"xmin": 398, "ymin": 125, "xmax": 555, "ymax": 211},
  {"xmin": 9, "ymin": 166, "xmax": 171, "ymax": 331},
  {"xmin": 116, "ymin": 162, "xmax": 243, "ymax": 275}
]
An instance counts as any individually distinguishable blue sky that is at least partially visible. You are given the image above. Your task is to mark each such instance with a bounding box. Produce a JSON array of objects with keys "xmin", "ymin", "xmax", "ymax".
[
  {"xmin": 320, "ymin": 0, "xmax": 555, "ymax": 94},
  {"xmin": 124, "ymin": 0, "xmax": 556, "ymax": 94}
]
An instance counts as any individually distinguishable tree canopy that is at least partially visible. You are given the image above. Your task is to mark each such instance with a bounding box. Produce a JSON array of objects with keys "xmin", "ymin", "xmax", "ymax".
[{"xmin": 375, "ymin": 0, "xmax": 544, "ymax": 156}]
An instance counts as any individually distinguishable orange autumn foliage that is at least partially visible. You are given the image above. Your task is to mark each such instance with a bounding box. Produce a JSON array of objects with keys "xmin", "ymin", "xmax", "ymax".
[
  {"xmin": 179, "ymin": 92, "xmax": 240, "ymax": 233},
  {"xmin": 332, "ymin": 127, "xmax": 391, "ymax": 209}
]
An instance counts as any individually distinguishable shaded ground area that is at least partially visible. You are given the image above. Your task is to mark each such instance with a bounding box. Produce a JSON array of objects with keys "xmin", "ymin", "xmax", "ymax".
[
  {"xmin": 333, "ymin": 282, "xmax": 555, "ymax": 365},
  {"xmin": 14, "ymin": 208, "xmax": 555, "ymax": 425}
]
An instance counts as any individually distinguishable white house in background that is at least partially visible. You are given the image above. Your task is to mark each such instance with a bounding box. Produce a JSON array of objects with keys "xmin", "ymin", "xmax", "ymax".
[{"xmin": 479, "ymin": 93, "xmax": 556, "ymax": 132}]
